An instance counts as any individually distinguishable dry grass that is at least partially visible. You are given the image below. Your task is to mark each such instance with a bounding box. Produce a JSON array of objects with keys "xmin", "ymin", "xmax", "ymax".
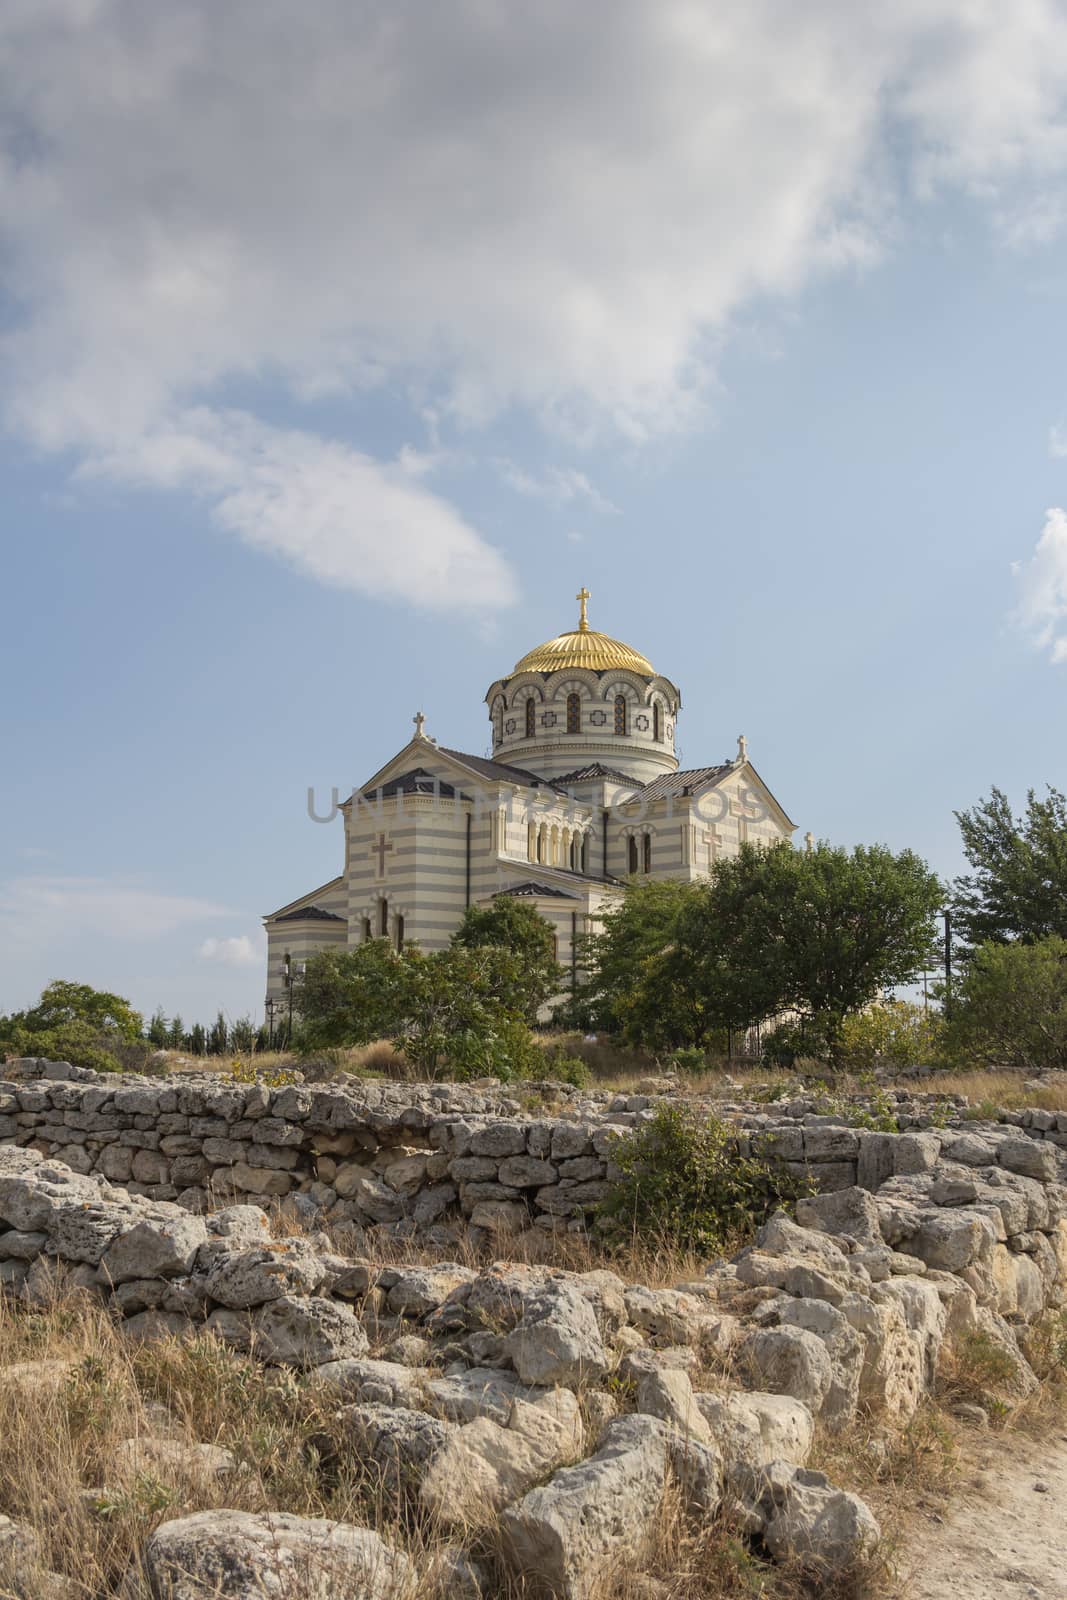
[{"xmin": 913, "ymin": 1069, "xmax": 1067, "ymax": 1113}]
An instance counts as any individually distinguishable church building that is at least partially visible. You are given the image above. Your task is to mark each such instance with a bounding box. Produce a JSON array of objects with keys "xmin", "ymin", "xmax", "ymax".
[{"xmin": 264, "ymin": 590, "xmax": 797, "ymax": 1010}]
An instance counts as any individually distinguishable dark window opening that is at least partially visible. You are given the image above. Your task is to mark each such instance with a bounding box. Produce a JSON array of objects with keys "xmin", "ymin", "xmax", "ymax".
[
  {"xmin": 525, "ymin": 698, "xmax": 536, "ymax": 739},
  {"xmin": 627, "ymin": 835, "xmax": 639, "ymax": 874},
  {"xmin": 566, "ymin": 692, "xmax": 581, "ymax": 734},
  {"xmin": 614, "ymin": 695, "xmax": 627, "ymax": 736}
]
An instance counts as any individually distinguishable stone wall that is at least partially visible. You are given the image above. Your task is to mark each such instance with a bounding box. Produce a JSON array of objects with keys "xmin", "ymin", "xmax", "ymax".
[{"xmin": 2, "ymin": 1060, "xmax": 1066, "ymax": 1266}]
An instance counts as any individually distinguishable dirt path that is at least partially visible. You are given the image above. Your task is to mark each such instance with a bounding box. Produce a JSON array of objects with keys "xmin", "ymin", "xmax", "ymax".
[{"xmin": 899, "ymin": 1427, "xmax": 1067, "ymax": 1600}]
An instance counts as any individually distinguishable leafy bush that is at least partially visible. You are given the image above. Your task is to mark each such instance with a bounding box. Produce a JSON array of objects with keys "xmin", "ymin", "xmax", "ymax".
[
  {"xmin": 838, "ymin": 999, "xmax": 943, "ymax": 1071},
  {"xmin": 0, "ymin": 981, "xmax": 151, "ymax": 1074},
  {"xmin": 538, "ymin": 1050, "xmax": 592, "ymax": 1087},
  {"xmin": 942, "ymin": 936, "xmax": 1067, "ymax": 1073},
  {"xmin": 600, "ymin": 1103, "xmax": 810, "ymax": 1253},
  {"xmin": 668, "ymin": 1046, "xmax": 710, "ymax": 1075}
]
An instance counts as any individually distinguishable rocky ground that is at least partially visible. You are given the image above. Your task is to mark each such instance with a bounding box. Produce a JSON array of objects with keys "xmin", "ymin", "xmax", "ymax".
[{"xmin": 2, "ymin": 1061, "xmax": 1067, "ymax": 1598}]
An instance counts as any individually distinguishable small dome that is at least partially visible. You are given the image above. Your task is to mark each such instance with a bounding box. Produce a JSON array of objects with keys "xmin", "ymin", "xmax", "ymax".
[{"xmin": 511, "ymin": 589, "xmax": 655, "ymax": 676}]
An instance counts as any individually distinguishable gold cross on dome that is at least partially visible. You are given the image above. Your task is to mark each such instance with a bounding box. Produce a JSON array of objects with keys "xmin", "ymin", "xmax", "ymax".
[{"xmin": 576, "ymin": 586, "xmax": 591, "ymax": 631}]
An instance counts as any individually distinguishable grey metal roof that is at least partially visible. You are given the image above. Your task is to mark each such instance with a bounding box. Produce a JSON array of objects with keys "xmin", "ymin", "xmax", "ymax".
[
  {"xmin": 638, "ymin": 764, "xmax": 734, "ymax": 802},
  {"xmin": 361, "ymin": 767, "xmax": 463, "ymax": 800},
  {"xmin": 552, "ymin": 763, "xmax": 645, "ymax": 786},
  {"xmin": 272, "ymin": 905, "xmax": 346, "ymax": 924},
  {"xmin": 438, "ymin": 747, "xmax": 566, "ymax": 792},
  {"xmin": 496, "ymin": 880, "xmax": 580, "ymax": 900}
]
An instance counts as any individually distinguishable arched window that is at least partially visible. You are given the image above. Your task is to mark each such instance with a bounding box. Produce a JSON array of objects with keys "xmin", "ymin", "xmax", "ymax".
[
  {"xmin": 395, "ymin": 914, "xmax": 405, "ymax": 952},
  {"xmin": 495, "ymin": 700, "xmax": 504, "ymax": 745},
  {"xmin": 361, "ymin": 916, "xmax": 372, "ymax": 942},
  {"xmin": 627, "ymin": 835, "xmax": 639, "ymax": 874},
  {"xmin": 378, "ymin": 897, "xmax": 388, "ymax": 936},
  {"xmin": 525, "ymin": 697, "xmax": 536, "ymax": 740},
  {"xmin": 643, "ymin": 832, "xmax": 652, "ymax": 874},
  {"xmin": 653, "ymin": 702, "xmax": 662, "ymax": 742},
  {"xmin": 566, "ymin": 692, "xmax": 581, "ymax": 734},
  {"xmin": 536, "ymin": 825, "xmax": 545, "ymax": 864},
  {"xmin": 614, "ymin": 695, "xmax": 627, "ymax": 736}
]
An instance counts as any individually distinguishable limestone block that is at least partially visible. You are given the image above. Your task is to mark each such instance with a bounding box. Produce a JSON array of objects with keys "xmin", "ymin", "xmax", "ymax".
[
  {"xmin": 312, "ymin": 1356, "xmax": 428, "ymax": 1407},
  {"xmin": 997, "ymin": 1136, "xmax": 1058, "ymax": 1184},
  {"xmin": 501, "ymin": 1414, "xmax": 671, "ymax": 1600},
  {"xmin": 909, "ymin": 1208, "xmax": 998, "ymax": 1272},
  {"xmin": 200, "ymin": 1241, "xmax": 328, "ymax": 1309},
  {"xmin": 694, "ymin": 1390, "xmax": 814, "ymax": 1473},
  {"xmin": 469, "ymin": 1200, "xmax": 527, "ymax": 1232},
  {"xmin": 469, "ymin": 1122, "xmax": 527, "ymax": 1158},
  {"xmin": 100, "ymin": 1213, "xmax": 208, "ymax": 1285},
  {"xmin": 795, "ymin": 1186, "xmax": 882, "ymax": 1245},
  {"xmin": 776, "ymin": 1299, "xmax": 864, "ymax": 1431},
  {"xmin": 251, "ymin": 1295, "xmax": 369, "ymax": 1367},
  {"xmin": 0, "ymin": 1229, "xmax": 46, "ymax": 1260},
  {"xmin": 144, "ymin": 1510, "xmax": 410, "ymax": 1600},
  {"xmin": 741, "ymin": 1325, "xmax": 833, "ymax": 1414},
  {"xmin": 498, "ymin": 1156, "xmax": 558, "ymax": 1188},
  {"xmin": 420, "ymin": 1392, "xmax": 583, "ymax": 1529},
  {"xmin": 228, "ymin": 1162, "xmax": 291, "ymax": 1198},
  {"xmin": 623, "ymin": 1285, "xmax": 705, "ymax": 1345},
  {"xmin": 802, "ymin": 1126, "xmax": 860, "ymax": 1161},
  {"xmin": 335, "ymin": 1404, "xmax": 451, "ymax": 1495},
  {"xmin": 506, "ymin": 1280, "xmax": 609, "ymax": 1386},
  {"xmin": 892, "ymin": 1131, "xmax": 941, "ymax": 1174},
  {"xmin": 761, "ymin": 1467, "xmax": 880, "ymax": 1576},
  {"xmin": 386, "ymin": 1264, "xmax": 475, "ymax": 1318},
  {"xmin": 635, "ymin": 1368, "xmax": 712, "ymax": 1442}
]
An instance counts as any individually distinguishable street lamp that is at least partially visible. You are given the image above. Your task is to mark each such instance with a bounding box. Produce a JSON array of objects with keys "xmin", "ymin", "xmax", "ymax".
[
  {"xmin": 264, "ymin": 997, "xmax": 282, "ymax": 1048},
  {"xmin": 281, "ymin": 952, "xmax": 304, "ymax": 1046}
]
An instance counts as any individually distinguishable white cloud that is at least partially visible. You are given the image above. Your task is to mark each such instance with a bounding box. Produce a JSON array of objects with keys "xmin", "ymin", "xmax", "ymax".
[
  {"xmin": 2, "ymin": 2, "xmax": 1067, "ymax": 594},
  {"xmin": 198, "ymin": 932, "xmax": 264, "ymax": 969},
  {"xmin": 0, "ymin": 874, "xmax": 232, "ymax": 951},
  {"xmin": 494, "ymin": 461, "xmax": 618, "ymax": 515},
  {"xmin": 1013, "ymin": 507, "xmax": 1067, "ymax": 663},
  {"xmin": 79, "ymin": 410, "xmax": 517, "ymax": 611}
]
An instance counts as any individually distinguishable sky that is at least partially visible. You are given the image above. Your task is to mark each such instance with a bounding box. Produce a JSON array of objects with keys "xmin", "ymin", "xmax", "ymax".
[{"xmin": 2, "ymin": 1, "xmax": 1067, "ymax": 1026}]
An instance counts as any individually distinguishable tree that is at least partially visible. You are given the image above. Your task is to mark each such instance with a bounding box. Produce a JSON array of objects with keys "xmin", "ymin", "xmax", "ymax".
[
  {"xmin": 574, "ymin": 880, "xmax": 710, "ymax": 1050},
  {"xmin": 941, "ymin": 936, "xmax": 1067, "ymax": 1074},
  {"xmin": 208, "ymin": 1011, "xmax": 229, "ymax": 1056},
  {"xmin": 188, "ymin": 1022, "xmax": 207, "ymax": 1056},
  {"xmin": 952, "ymin": 786, "xmax": 1067, "ymax": 949},
  {"xmin": 451, "ymin": 896, "xmax": 562, "ymax": 1020},
  {"xmin": 296, "ymin": 941, "xmax": 409, "ymax": 1050},
  {"xmin": 167, "ymin": 1014, "xmax": 185, "ymax": 1049},
  {"xmin": 295, "ymin": 940, "xmax": 538, "ymax": 1081},
  {"xmin": 146, "ymin": 1008, "xmax": 169, "ymax": 1048},
  {"xmin": 676, "ymin": 842, "xmax": 943, "ymax": 1042},
  {"xmin": 10, "ymin": 980, "xmax": 143, "ymax": 1041},
  {"xmin": 230, "ymin": 1016, "xmax": 255, "ymax": 1052},
  {"xmin": 0, "ymin": 980, "xmax": 147, "ymax": 1073}
]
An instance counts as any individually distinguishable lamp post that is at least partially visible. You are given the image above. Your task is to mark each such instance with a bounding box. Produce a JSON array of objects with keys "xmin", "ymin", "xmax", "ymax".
[
  {"xmin": 281, "ymin": 953, "xmax": 304, "ymax": 1047},
  {"xmin": 264, "ymin": 997, "xmax": 282, "ymax": 1048}
]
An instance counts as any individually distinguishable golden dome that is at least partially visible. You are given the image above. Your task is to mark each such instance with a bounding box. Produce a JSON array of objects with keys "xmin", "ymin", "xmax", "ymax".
[{"xmin": 511, "ymin": 588, "xmax": 655, "ymax": 676}]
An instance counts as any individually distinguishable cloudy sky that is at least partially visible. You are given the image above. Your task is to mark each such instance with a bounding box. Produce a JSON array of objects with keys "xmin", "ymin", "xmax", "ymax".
[{"xmin": 3, "ymin": 1, "xmax": 1067, "ymax": 1024}]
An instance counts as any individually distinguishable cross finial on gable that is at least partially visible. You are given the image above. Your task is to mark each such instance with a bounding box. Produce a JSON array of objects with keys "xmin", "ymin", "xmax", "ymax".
[
  {"xmin": 576, "ymin": 586, "xmax": 591, "ymax": 632},
  {"xmin": 413, "ymin": 710, "xmax": 427, "ymax": 739},
  {"xmin": 735, "ymin": 732, "xmax": 748, "ymax": 766}
]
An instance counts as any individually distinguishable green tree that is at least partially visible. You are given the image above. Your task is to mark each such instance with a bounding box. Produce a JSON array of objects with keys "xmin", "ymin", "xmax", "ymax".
[
  {"xmin": 167, "ymin": 1014, "xmax": 184, "ymax": 1049},
  {"xmin": 296, "ymin": 941, "xmax": 409, "ymax": 1050},
  {"xmin": 208, "ymin": 1011, "xmax": 228, "ymax": 1056},
  {"xmin": 451, "ymin": 896, "xmax": 562, "ymax": 1020},
  {"xmin": 188, "ymin": 1021, "xmax": 207, "ymax": 1056},
  {"xmin": 146, "ymin": 1008, "xmax": 169, "ymax": 1048},
  {"xmin": 673, "ymin": 841, "xmax": 943, "ymax": 1043},
  {"xmin": 942, "ymin": 936, "xmax": 1067, "ymax": 1073},
  {"xmin": 0, "ymin": 980, "xmax": 148, "ymax": 1073},
  {"xmin": 230, "ymin": 1016, "xmax": 255, "ymax": 1052},
  {"xmin": 952, "ymin": 786, "xmax": 1067, "ymax": 949},
  {"xmin": 295, "ymin": 940, "xmax": 538, "ymax": 1081},
  {"xmin": 10, "ymin": 980, "xmax": 143, "ymax": 1041},
  {"xmin": 575, "ymin": 879, "xmax": 711, "ymax": 1050}
]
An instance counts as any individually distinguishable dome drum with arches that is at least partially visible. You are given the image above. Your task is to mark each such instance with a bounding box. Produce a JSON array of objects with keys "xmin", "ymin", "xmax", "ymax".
[{"xmin": 485, "ymin": 588, "xmax": 681, "ymax": 785}]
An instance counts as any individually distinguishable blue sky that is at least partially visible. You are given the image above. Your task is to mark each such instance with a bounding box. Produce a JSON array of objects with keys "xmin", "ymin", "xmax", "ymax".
[{"xmin": 2, "ymin": 3, "xmax": 1067, "ymax": 1026}]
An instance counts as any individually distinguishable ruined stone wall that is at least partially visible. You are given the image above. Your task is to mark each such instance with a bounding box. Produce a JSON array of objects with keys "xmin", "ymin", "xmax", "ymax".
[{"xmin": 2, "ymin": 1061, "xmax": 1066, "ymax": 1269}]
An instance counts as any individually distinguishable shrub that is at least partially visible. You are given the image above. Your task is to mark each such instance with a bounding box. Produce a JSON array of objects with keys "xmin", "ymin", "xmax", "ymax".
[
  {"xmin": 599, "ymin": 1103, "xmax": 810, "ymax": 1253},
  {"xmin": 838, "ymin": 998, "xmax": 943, "ymax": 1071},
  {"xmin": 942, "ymin": 936, "xmax": 1067, "ymax": 1074},
  {"xmin": 668, "ymin": 1046, "xmax": 709, "ymax": 1075},
  {"xmin": 538, "ymin": 1050, "xmax": 592, "ymax": 1088}
]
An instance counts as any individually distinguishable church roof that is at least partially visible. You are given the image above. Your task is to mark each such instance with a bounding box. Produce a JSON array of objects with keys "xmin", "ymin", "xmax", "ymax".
[
  {"xmin": 639, "ymin": 765, "xmax": 733, "ymax": 802},
  {"xmin": 553, "ymin": 763, "xmax": 646, "ymax": 787},
  {"xmin": 497, "ymin": 880, "xmax": 581, "ymax": 899},
  {"xmin": 509, "ymin": 590, "xmax": 655, "ymax": 677},
  {"xmin": 437, "ymin": 747, "xmax": 566, "ymax": 792},
  {"xmin": 363, "ymin": 767, "xmax": 464, "ymax": 800},
  {"xmin": 272, "ymin": 905, "xmax": 346, "ymax": 924}
]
